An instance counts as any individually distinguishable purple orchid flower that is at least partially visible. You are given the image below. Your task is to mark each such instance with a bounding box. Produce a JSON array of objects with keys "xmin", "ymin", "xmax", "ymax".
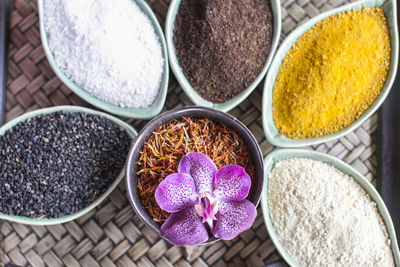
[{"xmin": 155, "ymin": 152, "xmax": 257, "ymax": 246}]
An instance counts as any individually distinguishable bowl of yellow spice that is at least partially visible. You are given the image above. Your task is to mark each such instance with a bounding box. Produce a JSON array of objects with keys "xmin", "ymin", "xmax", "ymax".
[{"xmin": 262, "ymin": 0, "xmax": 398, "ymax": 147}]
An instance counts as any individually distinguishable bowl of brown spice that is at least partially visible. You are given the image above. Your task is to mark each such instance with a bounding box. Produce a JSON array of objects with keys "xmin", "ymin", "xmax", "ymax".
[
  {"xmin": 125, "ymin": 106, "xmax": 264, "ymax": 246},
  {"xmin": 165, "ymin": 0, "xmax": 281, "ymax": 112},
  {"xmin": 262, "ymin": 0, "xmax": 399, "ymax": 147}
]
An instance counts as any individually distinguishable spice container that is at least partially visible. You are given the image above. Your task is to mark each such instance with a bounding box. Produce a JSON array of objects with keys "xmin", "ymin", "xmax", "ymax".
[
  {"xmin": 165, "ymin": 0, "xmax": 281, "ymax": 112},
  {"xmin": 125, "ymin": 106, "xmax": 264, "ymax": 245},
  {"xmin": 38, "ymin": 0, "xmax": 169, "ymax": 119},
  {"xmin": 262, "ymin": 0, "xmax": 399, "ymax": 147},
  {"xmin": 0, "ymin": 106, "xmax": 137, "ymax": 225},
  {"xmin": 261, "ymin": 149, "xmax": 400, "ymax": 266}
]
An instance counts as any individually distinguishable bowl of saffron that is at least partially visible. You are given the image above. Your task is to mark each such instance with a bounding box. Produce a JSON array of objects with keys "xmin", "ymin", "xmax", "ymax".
[{"xmin": 125, "ymin": 106, "xmax": 264, "ymax": 246}]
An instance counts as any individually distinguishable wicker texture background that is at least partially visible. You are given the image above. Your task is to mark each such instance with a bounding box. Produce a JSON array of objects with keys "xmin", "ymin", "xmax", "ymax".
[{"xmin": 0, "ymin": 0, "xmax": 378, "ymax": 266}]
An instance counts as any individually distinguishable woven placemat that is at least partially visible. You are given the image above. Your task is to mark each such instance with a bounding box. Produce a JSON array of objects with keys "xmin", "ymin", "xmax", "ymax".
[{"xmin": 0, "ymin": 0, "xmax": 377, "ymax": 266}]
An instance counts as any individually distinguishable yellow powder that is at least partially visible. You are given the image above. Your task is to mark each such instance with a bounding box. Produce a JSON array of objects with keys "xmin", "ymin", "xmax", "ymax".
[{"xmin": 272, "ymin": 7, "xmax": 391, "ymax": 139}]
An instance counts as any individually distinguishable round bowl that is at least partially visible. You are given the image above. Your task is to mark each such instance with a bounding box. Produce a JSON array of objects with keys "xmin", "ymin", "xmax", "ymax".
[
  {"xmin": 261, "ymin": 149, "xmax": 400, "ymax": 266},
  {"xmin": 262, "ymin": 0, "xmax": 399, "ymax": 147},
  {"xmin": 0, "ymin": 105, "xmax": 137, "ymax": 225},
  {"xmin": 165, "ymin": 0, "xmax": 281, "ymax": 112},
  {"xmin": 126, "ymin": 106, "xmax": 264, "ymax": 245},
  {"xmin": 38, "ymin": 0, "xmax": 169, "ymax": 119}
]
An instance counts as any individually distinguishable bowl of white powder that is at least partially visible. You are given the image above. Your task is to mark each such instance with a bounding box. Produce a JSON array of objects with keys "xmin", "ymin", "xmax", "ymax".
[
  {"xmin": 39, "ymin": 0, "xmax": 168, "ymax": 119},
  {"xmin": 261, "ymin": 149, "xmax": 400, "ymax": 267}
]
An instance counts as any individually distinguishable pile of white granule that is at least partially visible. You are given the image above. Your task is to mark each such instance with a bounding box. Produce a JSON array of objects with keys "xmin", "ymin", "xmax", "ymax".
[
  {"xmin": 44, "ymin": 0, "xmax": 164, "ymax": 108},
  {"xmin": 268, "ymin": 158, "xmax": 394, "ymax": 267}
]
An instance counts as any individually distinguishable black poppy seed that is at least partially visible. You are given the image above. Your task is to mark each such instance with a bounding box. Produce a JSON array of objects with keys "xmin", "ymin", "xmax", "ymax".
[{"xmin": 0, "ymin": 111, "xmax": 131, "ymax": 218}]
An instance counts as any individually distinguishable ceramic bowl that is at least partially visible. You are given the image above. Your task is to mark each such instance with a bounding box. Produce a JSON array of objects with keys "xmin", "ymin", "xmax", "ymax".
[
  {"xmin": 262, "ymin": 0, "xmax": 399, "ymax": 147},
  {"xmin": 0, "ymin": 106, "xmax": 137, "ymax": 225},
  {"xmin": 125, "ymin": 106, "xmax": 264, "ymax": 245},
  {"xmin": 261, "ymin": 149, "xmax": 400, "ymax": 266},
  {"xmin": 165, "ymin": 0, "xmax": 281, "ymax": 112},
  {"xmin": 38, "ymin": 0, "xmax": 169, "ymax": 119}
]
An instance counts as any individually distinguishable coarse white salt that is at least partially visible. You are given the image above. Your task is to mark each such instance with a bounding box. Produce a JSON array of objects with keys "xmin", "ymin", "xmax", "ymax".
[
  {"xmin": 268, "ymin": 158, "xmax": 394, "ymax": 267},
  {"xmin": 44, "ymin": 0, "xmax": 164, "ymax": 108}
]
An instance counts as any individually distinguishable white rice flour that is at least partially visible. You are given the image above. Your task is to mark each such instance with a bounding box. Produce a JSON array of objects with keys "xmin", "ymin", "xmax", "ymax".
[
  {"xmin": 44, "ymin": 0, "xmax": 164, "ymax": 108},
  {"xmin": 268, "ymin": 158, "xmax": 394, "ymax": 267}
]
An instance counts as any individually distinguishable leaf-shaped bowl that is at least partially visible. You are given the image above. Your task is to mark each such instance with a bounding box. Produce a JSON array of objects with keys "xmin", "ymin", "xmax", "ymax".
[
  {"xmin": 262, "ymin": 0, "xmax": 399, "ymax": 147},
  {"xmin": 165, "ymin": 0, "xmax": 281, "ymax": 112},
  {"xmin": 261, "ymin": 149, "xmax": 400, "ymax": 266},
  {"xmin": 38, "ymin": 0, "xmax": 169, "ymax": 119},
  {"xmin": 125, "ymin": 106, "xmax": 264, "ymax": 245},
  {"xmin": 0, "ymin": 106, "xmax": 137, "ymax": 225}
]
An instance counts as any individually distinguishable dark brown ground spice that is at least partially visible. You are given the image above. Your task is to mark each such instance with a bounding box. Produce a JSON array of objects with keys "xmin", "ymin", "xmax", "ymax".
[
  {"xmin": 137, "ymin": 117, "xmax": 255, "ymax": 223},
  {"xmin": 173, "ymin": 0, "xmax": 274, "ymax": 103}
]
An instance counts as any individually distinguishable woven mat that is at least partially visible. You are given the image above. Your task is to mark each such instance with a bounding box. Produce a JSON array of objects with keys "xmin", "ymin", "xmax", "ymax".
[{"xmin": 0, "ymin": 0, "xmax": 377, "ymax": 266}]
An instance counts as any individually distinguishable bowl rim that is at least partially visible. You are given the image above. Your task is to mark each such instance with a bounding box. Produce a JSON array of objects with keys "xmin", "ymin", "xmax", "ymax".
[
  {"xmin": 165, "ymin": 0, "xmax": 282, "ymax": 112},
  {"xmin": 262, "ymin": 0, "xmax": 399, "ymax": 147},
  {"xmin": 38, "ymin": 0, "xmax": 169, "ymax": 119},
  {"xmin": 261, "ymin": 149, "xmax": 400, "ymax": 267},
  {"xmin": 0, "ymin": 105, "xmax": 138, "ymax": 225},
  {"xmin": 125, "ymin": 106, "xmax": 264, "ymax": 244}
]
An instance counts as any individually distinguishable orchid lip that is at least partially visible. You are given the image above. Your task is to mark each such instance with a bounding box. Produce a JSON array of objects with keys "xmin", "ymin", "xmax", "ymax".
[{"xmin": 194, "ymin": 192, "xmax": 219, "ymax": 231}]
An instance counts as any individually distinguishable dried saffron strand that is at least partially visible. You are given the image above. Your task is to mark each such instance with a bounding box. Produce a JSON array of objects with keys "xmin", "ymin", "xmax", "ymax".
[{"xmin": 137, "ymin": 117, "xmax": 255, "ymax": 223}]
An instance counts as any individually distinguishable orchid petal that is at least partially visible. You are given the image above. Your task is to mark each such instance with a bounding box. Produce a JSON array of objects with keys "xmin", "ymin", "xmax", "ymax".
[
  {"xmin": 213, "ymin": 165, "xmax": 251, "ymax": 201},
  {"xmin": 212, "ymin": 200, "xmax": 256, "ymax": 240},
  {"xmin": 155, "ymin": 173, "xmax": 197, "ymax": 213},
  {"xmin": 161, "ymin": 206, "xmax": 209, "ymax": 246},
  {"xmin": 178, "ymin": 152, "xmax": 217, "ymax": 194}
]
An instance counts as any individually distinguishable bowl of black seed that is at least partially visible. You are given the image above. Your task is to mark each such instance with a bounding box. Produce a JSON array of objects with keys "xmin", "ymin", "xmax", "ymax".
[
  {"xmin": 165, "ymin": 0, "xmax": 282, "ymax": 112},
  {"xmin": 0, "ymin": 106, "xmax": 136, "ymax": 225}
]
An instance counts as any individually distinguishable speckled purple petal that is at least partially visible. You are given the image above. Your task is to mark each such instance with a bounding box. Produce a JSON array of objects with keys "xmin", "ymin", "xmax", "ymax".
[
  {"xmin": 212, "ymin": 200, "xmax": 257, "ymax": 240},
  {"xmin": 178, "ymin": 152, "xmax": 217, "ymax": 194},
  {"xmin": 161, "ymin": 206, "xmax": 209, "ymax": 246},
  {"xmin": 213, "ymin": 165, "xmax": 251, "ymax": 201},
  {"xmin": 155, "ymin": 173, "xmax": 197, "ymax": 213}
]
